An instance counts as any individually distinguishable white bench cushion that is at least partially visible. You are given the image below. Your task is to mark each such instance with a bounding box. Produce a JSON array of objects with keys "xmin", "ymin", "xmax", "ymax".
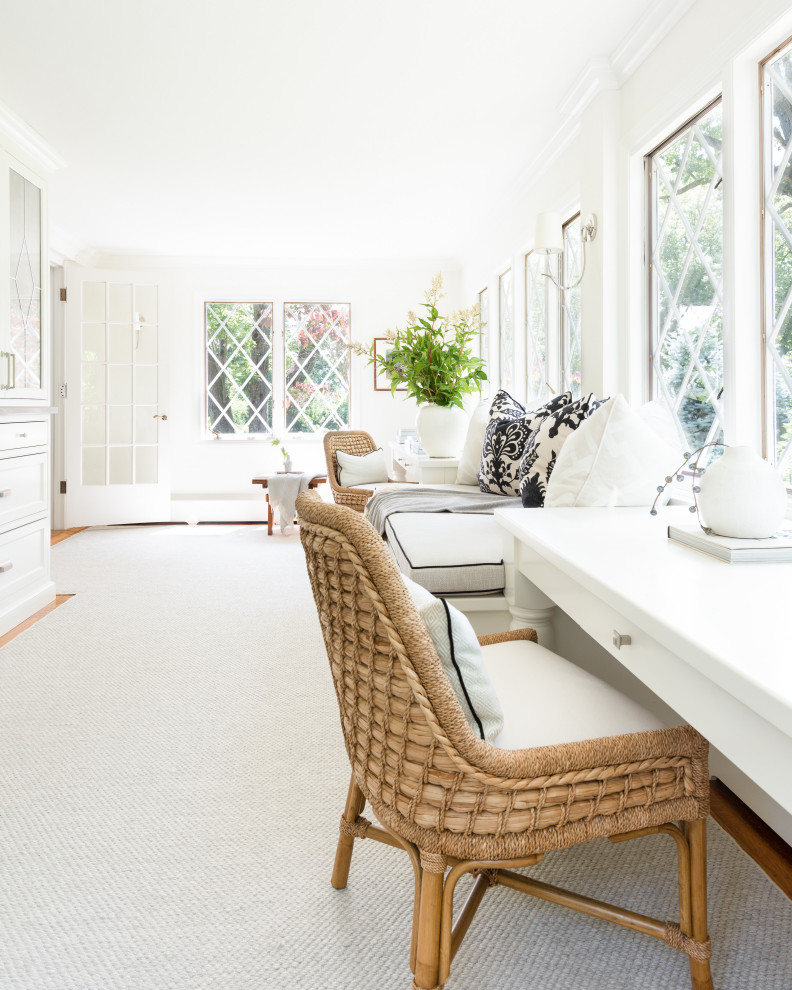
[
  {"xmin": 484, "ymin": 639, "xmax": 673, "ymax": 750},
  {"xmin": 385, "ymin": 512, "xmax": 505, "ymax": 594}
]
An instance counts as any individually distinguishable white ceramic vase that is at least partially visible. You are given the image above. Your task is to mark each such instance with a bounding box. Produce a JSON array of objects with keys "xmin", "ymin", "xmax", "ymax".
[
  {"xmin": 415, "ymin": 402, "xmax": 469, "ymax": 457},
  {"xmin": 697, "ymin": 445, "xmax": 786, "ymax": 538}
]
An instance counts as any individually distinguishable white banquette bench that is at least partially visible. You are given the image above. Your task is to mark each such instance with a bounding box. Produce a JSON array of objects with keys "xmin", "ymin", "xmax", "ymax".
[{"xmin": 371, "ymin": 393, "xmax": 680, "ymax": 635}]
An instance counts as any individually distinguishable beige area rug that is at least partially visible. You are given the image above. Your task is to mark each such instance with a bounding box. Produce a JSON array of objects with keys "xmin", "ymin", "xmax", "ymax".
[{"xmin": 0, "ymin": 523, "xmax": 790, "ymax": 990}]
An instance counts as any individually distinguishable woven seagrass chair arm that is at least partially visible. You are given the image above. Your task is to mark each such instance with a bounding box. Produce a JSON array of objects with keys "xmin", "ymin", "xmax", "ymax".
[{"xmin": 477, "ymin": 628, "xmax": 538, "ymax": 647}]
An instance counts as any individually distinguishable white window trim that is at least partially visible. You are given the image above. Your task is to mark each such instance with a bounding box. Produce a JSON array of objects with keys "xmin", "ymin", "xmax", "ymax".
[{"xmin": 196, "ymin": 293, "xmax": 352, "ymax": 443}]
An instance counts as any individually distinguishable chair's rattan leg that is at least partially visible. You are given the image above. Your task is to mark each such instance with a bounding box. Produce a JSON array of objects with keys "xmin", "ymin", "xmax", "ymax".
[
  {"xmin": 331, "ymin": 774, "xmax": 366, "ymax": 890},
  {"xmin": 686, "ymin": 819, "xmax": 714, "ymax": 990},
  {"xmin": 413, "ymin": 853, "xmax": 446, "ymax": 990}
]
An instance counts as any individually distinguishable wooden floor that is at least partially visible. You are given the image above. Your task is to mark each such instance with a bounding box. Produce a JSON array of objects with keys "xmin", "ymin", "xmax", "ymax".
[
  {"xmin": 6, "ymin": 523, "xmax": 792, "ymax": 900},
  {"xmin": 0, "ymin": 594, "xmax": 74, "ymax": 649},
  {"xmin": 51, "ymin": 527, "xmax": 88, "ymax": 545}
]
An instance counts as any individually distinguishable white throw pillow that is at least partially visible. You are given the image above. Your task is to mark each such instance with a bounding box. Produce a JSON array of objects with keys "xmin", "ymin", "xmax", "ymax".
[
  {"xmin": 401, "ymin": 576, "xmax": 504, "ymax": 742},
  {"xmin": 336, "ymin": 448, "xmax": 388, "ymax": 487},
  {"xmin": 638, "ymin": 399, "xmax": 684, "ymax": 449},
  {"xmin": 455, "ymin": 401, "xmax": 489, "ymax": 485},
  {"xmin": 545, "ymin": 394, "xmax": 682, "ymax": 507}
]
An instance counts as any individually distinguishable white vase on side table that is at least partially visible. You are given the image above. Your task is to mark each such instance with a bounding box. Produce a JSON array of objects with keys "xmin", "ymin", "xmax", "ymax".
[{"xmin": 415, "ymin": 402, "xmax": 468, "ymax": 458}]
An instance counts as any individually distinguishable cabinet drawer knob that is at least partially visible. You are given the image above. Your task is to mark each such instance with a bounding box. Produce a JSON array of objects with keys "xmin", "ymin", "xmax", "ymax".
[
  {"xmin": 0, "ymin": 560, "xmax": 14, "ymax": 573},
  {"xmin": 612, "ymin": 631, "xmax": 632, "ymax": 649},
  {"xmin": 0, "ymin": 489, "xmax": 11, "ymax": 497}
]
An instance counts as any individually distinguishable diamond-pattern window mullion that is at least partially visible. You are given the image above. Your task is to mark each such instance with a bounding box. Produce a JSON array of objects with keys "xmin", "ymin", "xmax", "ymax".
[
  {"xmin": 763, "ymin": 42, "xmax": 792, "ymax": 484},
  {"xmin": 648, "ymin": 101, "xmax": 723, "ymax": 454},
  {"xmin": 562, "ymin": 216, "xmax": 582, "ymax": 398},
  {"xmin": 284, "ymin": 303, "xmax": 350, "ymax": 434},
  {"xmin": 525, "ymin": 253, "xmax": 549, "ymax": 403},
  {"xmin": 205, "ymin": 303, "xmax": 273, "ymax": 435}
]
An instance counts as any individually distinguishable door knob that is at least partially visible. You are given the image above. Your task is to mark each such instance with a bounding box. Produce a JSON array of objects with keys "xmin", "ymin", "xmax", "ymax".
[{"xmin": 153, "ymin": 414, "xmax": 168, "ymax": 421}]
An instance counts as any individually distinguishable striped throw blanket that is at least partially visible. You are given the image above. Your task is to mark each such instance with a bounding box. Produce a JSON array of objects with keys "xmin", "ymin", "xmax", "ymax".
[{"xmin": 364, "ymin": 486, "xmax": 520, "ymax": 535}]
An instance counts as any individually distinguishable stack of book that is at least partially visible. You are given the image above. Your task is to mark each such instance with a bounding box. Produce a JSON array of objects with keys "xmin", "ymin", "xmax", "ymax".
[{"xmin": 667, "ymin": 521, "xmax": 792, "ymax": 562}]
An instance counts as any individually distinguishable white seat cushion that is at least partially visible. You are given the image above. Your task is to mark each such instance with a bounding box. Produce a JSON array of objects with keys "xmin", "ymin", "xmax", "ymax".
[
  {"xmin": 485, "ymin": 639, "xmax": 673, "ymax": 750},
  {"xmin": 385, "ymin": 512, "xmax": 505, "ymax": 594}
]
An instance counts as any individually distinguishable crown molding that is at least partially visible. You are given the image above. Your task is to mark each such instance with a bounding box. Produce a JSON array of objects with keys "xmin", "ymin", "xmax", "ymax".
[
  {"xmin": 610, "ymin": 0, "xmax": 697, "ymax": 83},
  {"xmin": 558, "ymin": 58, "xmax": 618, "ymax": 119},
  {"xmin": 505, "ymin": 117, "xmax": 582, "ymax": 208},
  {"xmin": 86, "ymin": 250, "xmax": 464, "ymax": 272},
  {"xmin": 0, "ymin": 101, "xmax": 67, "ymax": 173},
  {"xmin": 50, "ymin": 225, "xmax": 96, "ymax": 267}
]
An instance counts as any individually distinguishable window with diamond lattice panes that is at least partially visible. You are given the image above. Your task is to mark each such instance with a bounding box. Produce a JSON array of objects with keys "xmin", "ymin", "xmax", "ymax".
[
  {"xmin": 284, "ymin": 303, "xmax": 350, "ymax": 434},
  {"xmin": 763, "ymin": 41, "xmax": 792, "ymax": 484},
  {"xmin": 478, "ymin": 287, "xmax": 488, "ymax": 361},
  {"xmin": 499, "ymin": 270, "xmax": 513, "ymax": 391},
  {"xmin": 206, "ymin": 302, "xmax": 273, "ymax": 435},
  {"xmin": 525, "ymin": 251, "xmax": 551, "ymax": 403},
  {"xmin": 561, "ymin": 216, "xmax": 582, "ymax": 399},
  {"xmin": 648, "ymin": 101, "xmax": 723, "ymax": 454}
]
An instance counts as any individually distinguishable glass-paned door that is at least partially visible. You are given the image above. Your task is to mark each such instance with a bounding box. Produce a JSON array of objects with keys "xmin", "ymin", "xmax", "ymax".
[
  {"xmin": 763, "ymin": 42, "xmax": 792, "ymax": 483},
  {"xmin": 63, "ymin": 268, "xmax": 169, "ymax": 525},
  {"xmin": 499, "ymin": 269, "xmax": 513, "ymax": 392},
  {"xmin": 284, "ymin": 303, "xmax": 350, "ymax": 433},
  {"xmin": 648, "ymin": 100, "xmax": 723, "ymax": 454},
  {"xmin": 561, "ymin": 215, "xmax": 582, "ymax": 398}
]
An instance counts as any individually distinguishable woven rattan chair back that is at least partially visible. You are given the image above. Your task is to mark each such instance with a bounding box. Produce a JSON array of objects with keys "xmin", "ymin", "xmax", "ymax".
[
  {"xmin": 323, "ymin": 430, "xmax": 381, "ymax": 512},
  {"xmin": 296, "ymin": 491, "xmax": 714, "ymax": 990}
]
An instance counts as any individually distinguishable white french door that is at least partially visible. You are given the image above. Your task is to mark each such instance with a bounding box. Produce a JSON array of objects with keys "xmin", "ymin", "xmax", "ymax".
[{"xmin": 62, "ymin": 265, "xmax": 169, "ymax": 525}]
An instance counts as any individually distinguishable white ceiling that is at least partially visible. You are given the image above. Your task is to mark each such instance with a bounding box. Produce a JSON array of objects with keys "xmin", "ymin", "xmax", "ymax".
[{"xmin": 1, "ymin": 0, "xmax": 666, "ymax": 264}]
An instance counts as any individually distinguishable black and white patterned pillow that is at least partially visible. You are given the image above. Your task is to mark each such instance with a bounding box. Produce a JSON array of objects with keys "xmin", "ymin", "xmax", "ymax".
[
  {"xmin": 478, "ymin": 390, "xmax": 572, "ymax": 496},
  {"xmin": 518, "ymin": 393, "xmax": 603, "ymax": 507}
]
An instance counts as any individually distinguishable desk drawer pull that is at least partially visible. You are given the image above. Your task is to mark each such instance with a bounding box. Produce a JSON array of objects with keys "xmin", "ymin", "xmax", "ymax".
[
  {"xmin": 0, "ymin": 560, "xmax": 14, "ymax": 573},
  {"xmin": 15, "ymin": 433, "xmax": 27, "ymax": 439},
  {"xmin": 0, "ymin": 489, "xmax": 11, "ymax": 497},
  {"xmin": 612, "ymin": 631, "xmax": 632, "ymax": 649}
]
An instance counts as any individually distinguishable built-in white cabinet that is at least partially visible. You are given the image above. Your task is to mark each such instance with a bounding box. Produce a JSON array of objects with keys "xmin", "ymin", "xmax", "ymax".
[
  {"xmin": 0, "ymin": 150, "xmax": 49, "ymax": 401},
  {"xmin": 0, "ymin": 146, "xmax": 55, "ymax": 636},
  {"xmin": 0, "ymin": 413, "xmax": 55, "ymax": 634}
]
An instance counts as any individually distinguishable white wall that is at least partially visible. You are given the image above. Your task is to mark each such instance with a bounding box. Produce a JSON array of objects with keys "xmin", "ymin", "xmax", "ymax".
[
  {"xmin": 453, "ymin": 0, "xmax": 792, "ymax": 837},
  {"xmin": 74, "ymin": 258, "xmax": 464, "ymax": 514},
  {"xmin": 458, "ymin": 0, "xmax": 792, "ymax": 420}
]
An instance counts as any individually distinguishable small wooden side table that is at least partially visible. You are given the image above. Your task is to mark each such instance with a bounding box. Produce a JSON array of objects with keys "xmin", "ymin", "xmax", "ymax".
[{"xmin": 251, "ymin": 474, "xmax": 327, "ymax": 535}]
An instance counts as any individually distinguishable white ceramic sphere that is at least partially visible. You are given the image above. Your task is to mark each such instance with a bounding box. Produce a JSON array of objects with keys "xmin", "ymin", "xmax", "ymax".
[
  {"xmin": 697, "ymin": 446, "xmax": 786, "ymax": 538},
  {"xmin": 415, "ymin": 402, "xmax": 469, "ymax": 457}
]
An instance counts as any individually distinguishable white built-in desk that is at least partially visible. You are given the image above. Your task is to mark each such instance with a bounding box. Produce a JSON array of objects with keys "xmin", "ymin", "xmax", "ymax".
[{"xmin": 495, "ymin": 505, "xmax": 792, "ymax": 825}]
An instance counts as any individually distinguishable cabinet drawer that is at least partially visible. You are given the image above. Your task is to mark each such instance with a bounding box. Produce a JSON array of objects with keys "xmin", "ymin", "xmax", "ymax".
[
  {"xmin": 0, "ymin": 452, "xmax": 47, "ymax": 528},
  {"xmin": 0, "ymin": 516, "xmax": 48, "ymax": 600},
  {"xmin": 0, "ymin": 420, "xmax": 47, "ymax": 451}
]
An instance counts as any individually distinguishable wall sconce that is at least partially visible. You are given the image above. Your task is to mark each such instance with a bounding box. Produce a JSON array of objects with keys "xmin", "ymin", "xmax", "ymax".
[{"xmin": 534, "ymin": 211, "xmax": 598, "ymax": 291}]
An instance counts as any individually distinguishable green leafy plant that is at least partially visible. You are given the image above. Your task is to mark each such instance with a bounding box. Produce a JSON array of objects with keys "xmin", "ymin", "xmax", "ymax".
[
  {"xmin": 351, "ymin": 274, "xmax": 487, "ymax": 408},
  {"xmin": 270, "ymin": 438, "xmax": 289, "ymax": 461}
]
